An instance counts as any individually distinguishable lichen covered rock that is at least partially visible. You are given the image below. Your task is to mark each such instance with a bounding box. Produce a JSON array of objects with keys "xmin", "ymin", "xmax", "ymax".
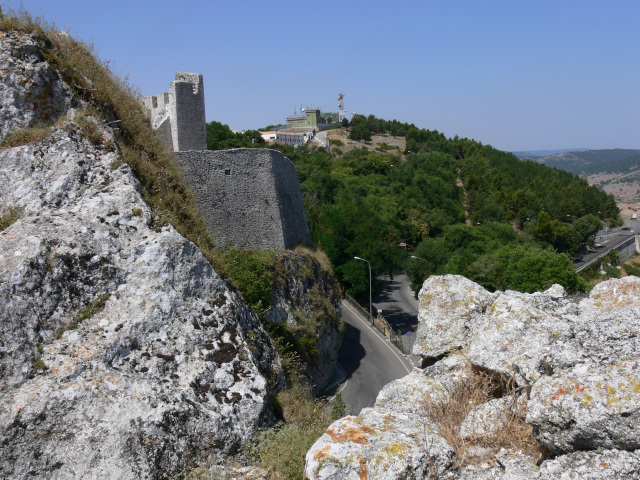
[
  {"xmin": 413, "ymin": 274, "xmax": 495, "ymax": 358},
  {"xmin": 0, "ymin": 31, "xmax": 77, "ymax": 140},
  {"xmin": 527, "ymin": 359, "xmax": 640, "ymax": 453},
  {"xmin": 309, "ymin": 274, "xmax": 640, "ymax": 479},
  {"xmin": 305, "ymin": 409, "xmax": 454, "ymax": 480},
  {"xmin": 0, "ymin": 120, "xmax": 283, "ymax": 479}
]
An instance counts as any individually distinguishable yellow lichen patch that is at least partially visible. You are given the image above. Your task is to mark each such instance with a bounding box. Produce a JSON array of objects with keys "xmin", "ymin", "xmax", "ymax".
[
  {"xmin": 590, "ymin": 280, "xmax": 640, "ymax": 314},
  {"xmin": 313, "ymin": 445, "xmax": 331, "ymax": 461},
  {"xmin": 357, "ymin": 456, "xmax": 368, "ymax": 479},
  {"xmin": 326, "ymin": 424, "xmax": 376, "ymax": 445},
  {"xmin": 582, "ymin": 394, "xmax": 594, "ymax": 407},
  {"xmin": 373, "ymin": 441, "xmax": 411, "ymax": 471}
]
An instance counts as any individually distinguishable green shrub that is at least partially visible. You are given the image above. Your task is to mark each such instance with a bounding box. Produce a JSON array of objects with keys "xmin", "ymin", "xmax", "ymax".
[
  {"xmin": 0, "ymin": 206, "xmax": 22, "ymax": 232},
  {"xmin": 623, "ymin": 261, "xmax": 640, "ymax": 277},
  {"xmin": 608, "ymin": 249, "xmax": 620, "ymax": 266},
  {"xmin": 31, "ymin": 357, "xmax": 47, "ymax": 372},
  {"xmin": 220, "ymin": 249, "xmax": 273, "ymax": 317},
  {"xmin": 605, "ymin": 265, "xmax": 621, "ymax": 278},
  {"xmin": 331, "ymin": 392, "xmax": 347, "ymax": 419}
]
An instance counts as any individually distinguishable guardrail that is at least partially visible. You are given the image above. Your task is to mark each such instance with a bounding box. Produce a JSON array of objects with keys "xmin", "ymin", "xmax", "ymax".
[
  {"xmin": 344, "ymin": 293, "xmax": 408, "ymax": 355},
  {"xmin": 576, "ymin": 234, "xmax": 637, "ymax": 272}
]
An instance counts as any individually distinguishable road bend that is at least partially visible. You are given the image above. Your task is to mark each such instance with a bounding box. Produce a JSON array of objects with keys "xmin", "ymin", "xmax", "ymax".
[{"xmin": 324, "ymin": 300, "xmax": 413, "ymax": 416}]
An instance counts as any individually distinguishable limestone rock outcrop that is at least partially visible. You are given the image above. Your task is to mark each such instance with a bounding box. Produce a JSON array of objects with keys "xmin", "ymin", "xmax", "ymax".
[
  {"xmin": 306, "ymin": 274, "xmax": 640, "ymax": 479},
  {"xmin": 264, "ymin": 251, "xmax": 343, "ymax": 392},
  {"xmin": 0, "ymin": 30, "xmax": 283, "ymax": 479},
  {"xmin": 0, "ymin": 30, "xmax": 78, "ymax": 141}
]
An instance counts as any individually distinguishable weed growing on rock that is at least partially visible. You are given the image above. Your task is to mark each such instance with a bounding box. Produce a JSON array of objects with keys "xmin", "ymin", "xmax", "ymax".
[
  {"xmin": 219, "ymin": 248, "xmax": 274, "ymax": 318},
  {"xmin": 74, "ymin": 109, "xmax": 106, "ymax": 146},
  {"xmin": 54, "ymin": 293, "xmax": 111, "ymax": 339},
  {"xmin": 293, "ymin": 244, "xmax": 335, "ymax": 276},
  {"xmin": 31, "ymin": 357, "xmax": 47, "ymax": 373},
  {"xmin": 76, "ymin": 293, "xmax": 111, "ymax": 321},
  {"xmin": 0, "ymin": 126, "xmax": 52, "ymax": 149},
  {"xmin": 421, "ymin": 360, "xmax": 548, "ymax": 467},
  {"xmin": 0, "ymin": 206, "xmax": 22, "ymax": 231}
]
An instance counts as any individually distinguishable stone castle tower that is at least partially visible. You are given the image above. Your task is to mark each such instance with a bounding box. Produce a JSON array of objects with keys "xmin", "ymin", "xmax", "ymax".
[{"xmin": 140, "ymin": 72, "xmax": 206, "ymax": 151}]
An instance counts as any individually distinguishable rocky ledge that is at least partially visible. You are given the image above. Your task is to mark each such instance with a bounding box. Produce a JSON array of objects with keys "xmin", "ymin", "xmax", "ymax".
[
  {"xmin": 264, "ymin": 251, "xmax": 343, "ymax": 393},
  {"xmin": 305, "ymin": 275, "xmax": 640, "ymax": 479},
  {"xmin": 0, "ymin": 114, "xmax": 283, "ymax": 478}
]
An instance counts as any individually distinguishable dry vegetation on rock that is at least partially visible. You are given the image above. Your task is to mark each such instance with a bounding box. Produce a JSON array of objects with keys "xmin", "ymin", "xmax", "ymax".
[{"xmin": 421, "ymin": 361, "xmax": 549, "ymax": 469}]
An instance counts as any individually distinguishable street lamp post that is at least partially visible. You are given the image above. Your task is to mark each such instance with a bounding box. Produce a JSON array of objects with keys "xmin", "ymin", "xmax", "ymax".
[
  {"xmin": 354, "ymin": 256, "xmax": 372, "ymax": 321},
  {"xmin": 410, "ymin": 255, "xmax": 431, "ymax": 276}
]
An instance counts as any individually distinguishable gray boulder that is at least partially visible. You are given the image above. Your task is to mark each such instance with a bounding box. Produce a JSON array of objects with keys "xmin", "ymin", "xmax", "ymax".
[
  {"xmin": 0, "ymin": 120, "xmax": 283, "ymax": 479},
  {"xmin": 527, "ymin": 359, "xmax": 640, "ymax": 453},
  {"xmin": 305, "ymin": 408, "xmax": 454, "ymax": 480},
  {"xmin": 0, "ymin": 31, "xmax": 77, "ymax": 141},
  {"xmin": 413, "ymin": 275, "xmax": 495, "ymax": 358},
  {"xmin": 467, "ymin": 288, "xmax": 574, "ymax": 386},
  {"xmin": 311, "ymin": 274, "xmax": 640, "ymax": 479},
  {"xmin": 537, "ymin": 449, "xmax": 640, "ymax": 479}
]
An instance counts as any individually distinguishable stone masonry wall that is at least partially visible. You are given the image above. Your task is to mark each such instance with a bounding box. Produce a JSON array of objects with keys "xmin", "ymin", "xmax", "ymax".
[
  {"xmin": 140, "ymin": 72, "xmax": 206, "ymax": 151},
  {"xmin": 617, "ymin": 235, "xmax": 638, "ymax": 263},
  {"xmin": 174, "ymin": 148, "xmax": 311, "ymax": 250}
]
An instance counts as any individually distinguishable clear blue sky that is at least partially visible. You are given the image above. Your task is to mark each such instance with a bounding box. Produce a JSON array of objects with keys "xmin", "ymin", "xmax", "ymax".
[{"xmin": 11, "ymin": 0, "xmax": 640, "ymax": 152}]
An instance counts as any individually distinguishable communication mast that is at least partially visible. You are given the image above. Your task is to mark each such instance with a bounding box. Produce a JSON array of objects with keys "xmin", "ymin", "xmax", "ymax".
[{"xmin": 338, "ymin": 93, "xmax": 347, "ymax": 122}]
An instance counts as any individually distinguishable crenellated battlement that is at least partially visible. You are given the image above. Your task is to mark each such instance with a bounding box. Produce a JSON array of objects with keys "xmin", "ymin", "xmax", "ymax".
[{"xmin": 140, "ymin": 72, "xmax": 206, "ymax": 151}]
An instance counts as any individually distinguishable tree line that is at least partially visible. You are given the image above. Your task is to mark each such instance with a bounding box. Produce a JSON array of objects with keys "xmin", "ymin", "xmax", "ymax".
[{"xmin": 205, "ymin": 116, "xmax": 621, "ymax": 299}]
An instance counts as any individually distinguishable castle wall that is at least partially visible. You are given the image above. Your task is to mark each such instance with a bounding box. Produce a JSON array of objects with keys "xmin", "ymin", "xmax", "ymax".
[
  {"xmin": 141, "ymin": 72, "xmax": 206, "ymax": 152},
  {"xmin": 617, "ymin": 235, "xmax": 638, "ymax": 263},
  {"xmin": 174, "ymin": 148, "xmax": 311, "ymax": 250},
  {"xmin": 171, "ymin": 72, "xmax": 206, "ymax": 151}
]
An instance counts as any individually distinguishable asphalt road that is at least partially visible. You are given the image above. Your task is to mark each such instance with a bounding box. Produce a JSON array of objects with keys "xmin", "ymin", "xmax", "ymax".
[
  {"xmin": 323, "ymin": 300, "xmax": 413, "ymax": 415},
  {"xmin": 373, "ymin": 273, "xmax": 420, "ymax": 353},
  {"xmin": 574, "ymin": 227, "xmax": 636, "ymax": 269}
]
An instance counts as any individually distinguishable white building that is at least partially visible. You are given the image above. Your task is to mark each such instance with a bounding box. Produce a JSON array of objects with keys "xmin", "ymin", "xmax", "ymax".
[{"xmin": 260, "ymin": 131, "xmax": 307, "ymax": 147}]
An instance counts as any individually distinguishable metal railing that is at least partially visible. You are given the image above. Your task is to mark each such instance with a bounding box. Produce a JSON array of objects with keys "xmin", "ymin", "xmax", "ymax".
[
  {"xmin": 576, "ymin": 234, "xmax": 638, "ymax": 272},
  {"xmin": 344, "ymin": 293, "xmax": 408, "ymax": 355}
]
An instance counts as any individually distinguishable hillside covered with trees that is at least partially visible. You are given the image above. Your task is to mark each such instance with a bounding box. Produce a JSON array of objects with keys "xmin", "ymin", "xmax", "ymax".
[{"xmin": 206, "ymin": 115, "xmax": 621, "ymax": 299}]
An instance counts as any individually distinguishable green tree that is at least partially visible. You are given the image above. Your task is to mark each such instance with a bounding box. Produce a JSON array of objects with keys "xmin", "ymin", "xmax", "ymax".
[
  {"xmin": 348, "ymin": 125, "xmax": 371, "ymax": 142},
  {"xmin": 494, "ymin": 244, "xmax": 586, "ymax": 293},
  {"xmin": 572, "ymin": 214, "xmax": 603, "ymax": 246}
]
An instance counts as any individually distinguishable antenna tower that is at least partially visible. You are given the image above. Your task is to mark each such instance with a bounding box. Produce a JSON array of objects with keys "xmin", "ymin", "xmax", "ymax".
[{"xmin": 338, "ymin": 93, "xmax": 346, "ymax": 122}]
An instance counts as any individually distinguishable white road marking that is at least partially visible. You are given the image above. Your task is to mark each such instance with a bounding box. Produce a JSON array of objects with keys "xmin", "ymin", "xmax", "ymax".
[{"xmin": 328, "ymin": 380, "xmax": 349, "ymax": 402}]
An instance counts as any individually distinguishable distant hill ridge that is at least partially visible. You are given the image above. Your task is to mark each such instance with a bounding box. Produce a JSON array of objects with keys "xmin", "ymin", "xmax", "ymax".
[
  {"xmin": 517, "ymin": 148, "xmax": 640, "ymax": 176},
  {"xmin": 512, "ymin": 148, "xmax": 587, "ymax": 158}
]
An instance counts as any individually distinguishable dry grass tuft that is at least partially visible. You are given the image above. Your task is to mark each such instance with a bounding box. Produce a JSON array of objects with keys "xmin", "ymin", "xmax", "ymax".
[
  {"xmin": 293, "ymin": 244, "xmax": 335, "ymax": 276},
  {"xmin": 0, "ymin": 6, "xmax": 215, "ymax": 258},
  {"xmin": 0, "ymin": 125, "xmax": 52, "ymax": 149},
  {"xmin": 421, "ymin": 362, "xmax": 548, "ymax": 467}
]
